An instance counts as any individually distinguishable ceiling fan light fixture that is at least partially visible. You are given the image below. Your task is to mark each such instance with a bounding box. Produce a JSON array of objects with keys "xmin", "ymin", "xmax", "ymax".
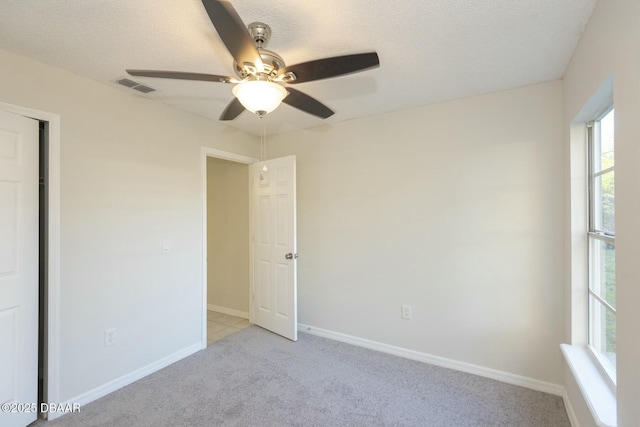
[{"xmin": 232, "ymin": 80, "xmax": 287, "ymax": 116}]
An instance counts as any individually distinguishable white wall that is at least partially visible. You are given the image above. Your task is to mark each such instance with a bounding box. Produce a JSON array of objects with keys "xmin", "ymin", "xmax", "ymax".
[
  {"xmin": 563, "ymin": 0, "xmax": 640, "ymax": 425},
  {"xmin": 0, "ymin": 48, "xmax": 258, "ymax": 401},
  {"xmin": 268, "ymin": 81, "xmax": 565, "ymax": 385},
  {"xmin": 207, "ymin": 157, "xmax": 249, "ymax": 314}
]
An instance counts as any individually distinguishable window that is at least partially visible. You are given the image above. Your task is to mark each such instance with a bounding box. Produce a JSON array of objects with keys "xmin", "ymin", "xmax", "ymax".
[{"xmin": 587, "ymin": 107, "xmax": 616, "ymax": 378}]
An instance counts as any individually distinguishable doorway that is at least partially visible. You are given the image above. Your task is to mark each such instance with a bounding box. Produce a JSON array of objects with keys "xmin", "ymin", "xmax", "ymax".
[
  {"xmin": 200, "ymin": 148, "xmax": 258, "ymax": 348},
  {"xmin": 200, "ymin": 148, "xmax": 298, "ymax": 345},
  {"xmin": 206, "ymin": 156, "xmax": 251, "ymax": 345}
]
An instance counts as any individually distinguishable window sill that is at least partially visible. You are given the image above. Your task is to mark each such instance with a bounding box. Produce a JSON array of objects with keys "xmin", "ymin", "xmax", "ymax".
[{"xmin": 561, "ymin": 344, "xmax": 616, "ymax": 427}]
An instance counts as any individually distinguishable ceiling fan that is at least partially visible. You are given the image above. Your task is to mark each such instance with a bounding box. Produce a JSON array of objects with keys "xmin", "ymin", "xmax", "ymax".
[{"xmin": 126, "ymin": 0, "xmax": 379, "ymax": 121}]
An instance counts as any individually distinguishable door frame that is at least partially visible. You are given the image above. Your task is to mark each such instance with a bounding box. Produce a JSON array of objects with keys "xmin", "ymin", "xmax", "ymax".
[
  {"xmin": 0, "ymin": 102, "xmax": 61, "ymax": 418},
  {"xmin": 200, "ymin": 147, "xmax": 258, "ymax": 348}
]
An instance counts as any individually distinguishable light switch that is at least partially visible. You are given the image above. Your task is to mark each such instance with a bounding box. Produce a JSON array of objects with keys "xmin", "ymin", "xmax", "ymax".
[{"xmin": 162, "ymin": 239, "xmax": 170, "ymax": 253}]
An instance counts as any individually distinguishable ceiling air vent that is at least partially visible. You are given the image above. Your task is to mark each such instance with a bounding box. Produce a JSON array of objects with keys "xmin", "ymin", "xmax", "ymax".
[{"xmin": 115, "ymin": 78, "xmax": 156, "ymax": 94}]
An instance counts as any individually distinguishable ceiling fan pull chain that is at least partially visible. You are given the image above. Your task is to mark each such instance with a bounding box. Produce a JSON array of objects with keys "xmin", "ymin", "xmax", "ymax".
[
  {"xmin": 259, "ymin": 117, "xmax": 268, "ymax": 180},
  {"xmin": 261, "ymin": 117, "xmax": 266, "ymax": 162}
]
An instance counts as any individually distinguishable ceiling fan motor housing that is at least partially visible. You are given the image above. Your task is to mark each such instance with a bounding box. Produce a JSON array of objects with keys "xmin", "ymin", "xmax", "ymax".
[
  {"xmin": 234, "ymin": 48, "xmax": 286, "ymax": 79},
  {"xmin": 233, "ymin": 22, "xmax": 286, "ymax": 79}
]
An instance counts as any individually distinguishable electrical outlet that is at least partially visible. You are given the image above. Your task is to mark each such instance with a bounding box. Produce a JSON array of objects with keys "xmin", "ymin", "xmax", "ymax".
[
  {"xmin": 401, "ymin": 305, "xmax": 412, "ymax": 320},
  {"xmin": 162, "ymin": 239, "xmax": 170, "ymax": 254},
  {"xmin": 105, "ymin": 328, "xmax": 117, "ymax": 347}
]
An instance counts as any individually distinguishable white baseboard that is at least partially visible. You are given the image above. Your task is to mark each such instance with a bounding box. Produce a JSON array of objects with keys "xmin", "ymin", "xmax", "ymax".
[
  {"xmin": 50, "ymin": 343, "xmax": 202, "ymax": 420},
  {"xmin": 207, "ymin": 304, "xmax": 249, "ymax": 319},
  {"xmin": 563, "ymin": 388, "xmax": 581, "ymax": 427},
  {"xmin": 298, "ymin": 323, "xmax": 564, "ymax": 397}
]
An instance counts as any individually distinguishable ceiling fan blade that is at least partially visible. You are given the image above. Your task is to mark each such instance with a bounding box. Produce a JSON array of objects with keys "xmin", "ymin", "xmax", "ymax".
[
  {"xmin": 219, "ymin": 97, "xmax": 245, "ymax": 120},
  {"xmin": 201, "ymin": 0, "xmax": 263, "ymax": 71},
  {"xmin": 126, "ymin": 70, "xmax": 234, "ymax": 83},
  {"xmin": 278, "ymin": 52, "xmax": 379, "ymax": 84},
  {"xmin": 283, "ymin": 88, "xmax": 334, "ymax": 119}
]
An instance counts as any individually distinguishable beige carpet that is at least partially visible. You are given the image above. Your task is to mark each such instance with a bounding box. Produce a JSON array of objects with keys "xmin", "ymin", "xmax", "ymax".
[{"xmin": 33, "ymin": 326, "xmax": 570, "ymax": 426}]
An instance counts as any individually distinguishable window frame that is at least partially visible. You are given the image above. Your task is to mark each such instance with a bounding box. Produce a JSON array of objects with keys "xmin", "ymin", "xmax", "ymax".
[{"xmin": 586, "ymin": 105, "xmax": 616, "ymax": 384}]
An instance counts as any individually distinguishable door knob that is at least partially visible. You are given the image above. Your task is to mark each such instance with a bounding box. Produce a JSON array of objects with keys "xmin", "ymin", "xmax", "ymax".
[{"xmin": 285, "ymin": 253, "xmax": 297, "ymax": 260}]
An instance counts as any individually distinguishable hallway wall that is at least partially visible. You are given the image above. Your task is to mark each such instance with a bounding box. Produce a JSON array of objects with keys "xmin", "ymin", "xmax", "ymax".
[{"xmin": 207, "ymin": 157, "xmax": 249, "ymax": 316}]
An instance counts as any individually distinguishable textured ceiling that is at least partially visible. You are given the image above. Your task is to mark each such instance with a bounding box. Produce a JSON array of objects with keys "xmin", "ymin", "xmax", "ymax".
[{"xmin": 0, "ymin": 0, "xmax": 596, "ymax": 136}]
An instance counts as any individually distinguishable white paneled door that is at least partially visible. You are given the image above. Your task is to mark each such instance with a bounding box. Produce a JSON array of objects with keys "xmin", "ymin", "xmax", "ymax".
[
  {"xmin": 251, "ymin": 156, "xmax": 297, "ymax": 341},
  {"xmin": 0, "ymin": 110, "xmax": 39, "ymax": 427}
]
